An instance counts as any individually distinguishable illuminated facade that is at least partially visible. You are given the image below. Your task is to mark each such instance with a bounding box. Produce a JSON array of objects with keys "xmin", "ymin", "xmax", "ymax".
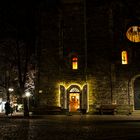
[{"xmin": 35, "ymin": 0, "xmax": 140, "ymax": 115}]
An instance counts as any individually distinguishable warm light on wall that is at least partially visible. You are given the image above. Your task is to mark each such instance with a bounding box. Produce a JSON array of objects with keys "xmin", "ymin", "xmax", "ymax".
[
  {"xmin": 126, "ymin": 26, "xmax": 140, "ymax": 43},
  {"xmin": 122, "ymin": 51, "xmax": 128, "ymax": 64},
  {"xmin": 58, "ymin": 82, "xmax": 89, "ymax": 110},
  {"xmin": 72, "ymin": 57, "xmax": 78, "ymax": 70},
  {"xmin": 58, "ymin": 82, "xmax": 86, "ymax": 90}
]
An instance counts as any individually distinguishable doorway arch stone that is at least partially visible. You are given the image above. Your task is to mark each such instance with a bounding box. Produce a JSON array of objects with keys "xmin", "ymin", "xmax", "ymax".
[{"xmin": 129, "ymin": 74, "xmax": 140, "ymax": 111}]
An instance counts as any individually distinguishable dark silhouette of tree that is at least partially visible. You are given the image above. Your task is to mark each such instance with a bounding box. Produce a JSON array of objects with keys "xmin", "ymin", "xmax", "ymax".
[
  {"xmin": 0, "ymin": 37, "xmax": 36, "ymax": 117},
  {"xmin": 0, "ymin": 1, "xmax": 37, "ymax": 117},
  {"xmin": 0, "ymin": 39, "xmax": 17, "ymax": 101}
]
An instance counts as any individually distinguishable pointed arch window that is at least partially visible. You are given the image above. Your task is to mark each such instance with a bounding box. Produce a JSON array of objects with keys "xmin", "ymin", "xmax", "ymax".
[
  {"xmin": 121, "ymin": 51, "xmax": 128, "ymax": 64},
  {"xmin": 72, "ymin": 57, "xmax": 78, "ymax": 70}
]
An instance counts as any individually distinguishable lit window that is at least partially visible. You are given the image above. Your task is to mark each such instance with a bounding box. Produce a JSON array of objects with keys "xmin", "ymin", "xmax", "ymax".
[
  {"xmin": 126, "ymin": 26, "xmax": 140, "ymax": 43},
  {"xmin": 122, "ymin": 51, "xmax": 128, "ymax": 64},
  {"xmin": 72, "ymin": 57, "xmax": 78, "ymax": 70}
]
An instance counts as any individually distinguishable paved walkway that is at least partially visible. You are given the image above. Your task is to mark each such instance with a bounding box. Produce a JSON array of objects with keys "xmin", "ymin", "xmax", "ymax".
[
  {"xmin": 0, "ymin": 113, "xmax": 140, "ymax": 140},
  {"xmin": 0, "ymin": 112, "xmax": 140, "ymax": 121}
]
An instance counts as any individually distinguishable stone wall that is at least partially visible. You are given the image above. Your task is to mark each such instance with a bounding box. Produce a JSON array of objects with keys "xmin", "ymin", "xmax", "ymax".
[{"xmin": 36, "ymin": 0, "xmax": 139, "ymax": 114}]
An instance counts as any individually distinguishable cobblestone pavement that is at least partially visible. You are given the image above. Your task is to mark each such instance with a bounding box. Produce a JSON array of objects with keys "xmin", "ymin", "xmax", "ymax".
[{"xmin": 0, "ymin": 115, "xmax": 140, "ymax": 140}]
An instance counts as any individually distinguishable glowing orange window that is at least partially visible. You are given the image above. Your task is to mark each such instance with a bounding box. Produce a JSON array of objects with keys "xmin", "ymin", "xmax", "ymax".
[
  {"xmin": 122, "ymin": 51, "xmax": 128, "ymax": 64},
  {"xmin": 72, "ymin": 57, "xmax": 78, "ymax": 70}
]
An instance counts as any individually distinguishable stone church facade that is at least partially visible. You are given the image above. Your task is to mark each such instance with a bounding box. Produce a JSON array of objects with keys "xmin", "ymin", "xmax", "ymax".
[{"xmin": 35, "ymin": 0, "xmax": 140, "ymax": 114}]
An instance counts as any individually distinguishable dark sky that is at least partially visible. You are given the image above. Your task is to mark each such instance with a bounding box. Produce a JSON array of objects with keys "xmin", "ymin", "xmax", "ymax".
[
  {"xmin": 0, "ymin": 0, "xmax": 60, "ymax": 36},
  {"xmin": 0, "ymin": 0, "xmax": 61, "ymax": 52},
  {"xmin": 1, "ymin": 0, "xmax": 139, "ymax": 39}
]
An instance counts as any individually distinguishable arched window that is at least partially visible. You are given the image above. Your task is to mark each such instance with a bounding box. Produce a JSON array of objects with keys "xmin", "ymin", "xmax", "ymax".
[
  {"xmin": 70, "ymin": 87, "xmax": 80, "ymax": 93},
  {"xmin": 72, "ymin": 57, "xmax": 78, "ymax": 70},
  {"xmin": 121, "ymin": 51, "xmax": 128, "ymax": 64}
]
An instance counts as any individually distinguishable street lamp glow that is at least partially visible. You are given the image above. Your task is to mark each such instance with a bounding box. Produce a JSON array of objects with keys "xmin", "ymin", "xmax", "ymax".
[
  {"xmin": 8, "ymin": 88, "xmax": 14, "ymax": 92},
  {"xmin": 25, "ymin": 91, "xmax": 31, "ymax": 97}
]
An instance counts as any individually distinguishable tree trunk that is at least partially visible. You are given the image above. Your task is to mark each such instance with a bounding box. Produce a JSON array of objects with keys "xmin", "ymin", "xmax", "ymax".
[
  {"xmin": 23, "ymin": 97, "xmax": 29, "ymax": 117},
  {"xmin": 7, "ymin": 90, "xmax": 10, "ymax": 101},
  {"xmin": 20, "ymin": 88, "xmax": 29, "ymax": 117},
  {"xmin": 16, "ymin": 40, "xmax": 29, "ymax": 117}
]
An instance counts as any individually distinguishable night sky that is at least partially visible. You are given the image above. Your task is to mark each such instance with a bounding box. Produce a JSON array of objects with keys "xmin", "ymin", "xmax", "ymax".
[
  {"xmin": 0, "ymin": 0, "xmax": 139, "ymax": 43},
  {"xmin": 0, "ymin": 0, "xmax": 60, "ymax": 40}
]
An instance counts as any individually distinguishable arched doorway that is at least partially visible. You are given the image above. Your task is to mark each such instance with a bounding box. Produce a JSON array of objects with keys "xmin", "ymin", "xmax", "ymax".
[
  {"xmin": 68, "ymin": 87, "xmax": 81, "ymax": 112},
  {"xmin": 68, "ymin": 86, "xmax": 81, "ymax": 112},
  {"xmin": 69, "ymin": 93, "xmax": 80, "ymax": 112},
  {"xmin": 134, "ymin": 77, "xmax": 140, "ymax": 110},
  {"xmin": 60, "ymin": 84, "xmax": 88, "ymax": 113}
]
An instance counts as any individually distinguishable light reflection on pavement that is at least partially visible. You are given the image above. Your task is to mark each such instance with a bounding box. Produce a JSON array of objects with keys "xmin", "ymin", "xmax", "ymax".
[{"xmin": 0, "ymin": 115, "xmax": 140, "ymax": 140}]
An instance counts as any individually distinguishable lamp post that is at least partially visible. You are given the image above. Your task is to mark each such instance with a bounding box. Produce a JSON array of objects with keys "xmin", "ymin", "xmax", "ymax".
[
  {"xmin": 8, "ymin": 88, "xmax": 14, "ymax": 102},
  {"xmin": 25, "ymin": 91, "xmax": 31, "ymax": 111}
]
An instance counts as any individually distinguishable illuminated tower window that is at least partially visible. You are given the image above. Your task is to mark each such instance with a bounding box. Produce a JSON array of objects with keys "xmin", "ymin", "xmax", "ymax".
[
  {"xmin": 121, "ymin": 51, "xmax": 128, "ymax": 64},
  {"xmin": 126, "ymin": 26, "xmax": 140, "ymax": 43},
  {"xmin": 72, "ymin": 57, "xmax": 78, "ymax": 70}
]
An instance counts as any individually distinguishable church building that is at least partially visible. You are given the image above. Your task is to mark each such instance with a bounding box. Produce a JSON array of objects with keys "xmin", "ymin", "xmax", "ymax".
[{"xmin": 34, "ymin": 0, "xmax": 140, "ymax": 115}]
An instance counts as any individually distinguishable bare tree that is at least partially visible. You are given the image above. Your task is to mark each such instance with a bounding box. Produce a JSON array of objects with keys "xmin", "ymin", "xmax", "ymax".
[
  {"xmin": 0, "ymin": 38, "xmax": 36, "ymax": 117},
  {"xmin": 0, "ymin": 39, "xmax": 17, "ymax": 101}
]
